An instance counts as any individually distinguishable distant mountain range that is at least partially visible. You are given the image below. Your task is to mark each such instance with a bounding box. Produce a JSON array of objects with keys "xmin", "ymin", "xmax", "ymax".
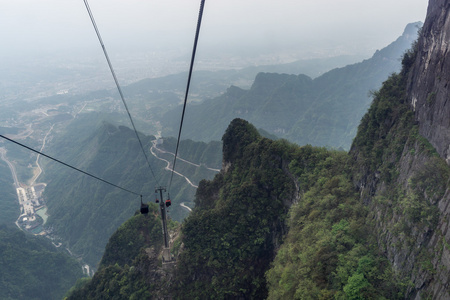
[{"xmin": 162, "ymin": 22, "xmax": 422, "ymax": 150}]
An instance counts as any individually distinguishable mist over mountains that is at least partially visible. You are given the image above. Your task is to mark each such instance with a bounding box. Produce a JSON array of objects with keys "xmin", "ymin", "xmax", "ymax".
[
  {"xmin": 0, "ymin": 1, "xmax": 441, "ymax": 298},
  {"xmin": 162, "ymin": 22, "xmax": 422, "ymax": 149}
]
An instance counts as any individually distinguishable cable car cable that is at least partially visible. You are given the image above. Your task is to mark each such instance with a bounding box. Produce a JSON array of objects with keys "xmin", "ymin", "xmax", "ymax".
[
  {"xmin": 0, "ymin": 134, "xmax": 141, "ymax": 197},
  {"xmin": 82, "ymin": 0, "xmax": 160, "ymax": 186},
  {"xmin": 168, "ymin": 0, "xmax": 206, "ymax": 192}
]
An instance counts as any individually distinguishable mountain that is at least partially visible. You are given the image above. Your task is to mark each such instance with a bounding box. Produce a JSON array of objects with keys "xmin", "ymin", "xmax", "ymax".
[
  {"xmin": 122, "ymin": 54, "xmax": 365, "ymax": 101},
  {"xmin": 406, "ymin": 0, "xmax": 450, "ymax": 164},
  {"xmin": 64, "ymin": 1, "xmax": 450, "ymax": 298},
  {"xmin": 348, "ymin": 0, "xmax": 450, "ymax": 296},
  {"xmin": 162, "ymin": 22, "xmax": 421, "ymax": 150},
  {"xmin": 0, "ymin": 225, "xmax": 83, "ymax": 300},
  {"xmin": 68, "ymin": 116, "xmax": 407, "ymax": 299},
  {"xmin": 40, "ymin": 112, "xmax": 221, "ymax": 267}
]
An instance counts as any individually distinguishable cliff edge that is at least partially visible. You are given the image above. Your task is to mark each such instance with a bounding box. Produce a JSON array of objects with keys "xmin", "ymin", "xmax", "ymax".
[{"xmin": 407, "ymin": 0, "xmax": 450, "ymax": 164}]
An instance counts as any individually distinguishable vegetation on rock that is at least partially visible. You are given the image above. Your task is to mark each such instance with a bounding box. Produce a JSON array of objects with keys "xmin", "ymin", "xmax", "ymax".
[{"xmin": 65, "ymin": 207, "xmax": 169, "ymax": 300}]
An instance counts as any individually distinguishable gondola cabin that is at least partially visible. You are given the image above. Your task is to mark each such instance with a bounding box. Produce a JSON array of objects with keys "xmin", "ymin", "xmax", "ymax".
[
  {"xmin": 165, "ymin": 199, "xmax": 171, "ymax": 207},
  {"xmin": 140, "ymin": 203, "xmax": 149, "ymax": 214}
]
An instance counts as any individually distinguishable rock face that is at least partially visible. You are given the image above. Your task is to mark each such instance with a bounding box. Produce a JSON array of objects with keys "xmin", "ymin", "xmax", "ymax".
[
  {"xmin": 407, "ymin": 0, "xmax": 450, "ymax": 164},
  {"xmin": 352, "ymin": 1, "xmax": 450, "ymax": 298}
]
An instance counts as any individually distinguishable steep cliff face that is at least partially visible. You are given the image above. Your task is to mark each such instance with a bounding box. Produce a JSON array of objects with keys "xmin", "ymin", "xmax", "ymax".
[
  {"xmin": 396, "ymin": 1, "xmax": 450, "ymax": 297},
  {"xmin": 174, "ymin": 119, "xmax": 297, "ymax": 299},
  {"xmin": 350, "ymin": 1, "xmax": 450, "ymax": 298},
  {"xmin": 407, "ymin": 0, "xmax": 450, "ymax": 164},
  {"xmin": 66, "ymin": 209, "xmax": 176, "ymax": 300}
]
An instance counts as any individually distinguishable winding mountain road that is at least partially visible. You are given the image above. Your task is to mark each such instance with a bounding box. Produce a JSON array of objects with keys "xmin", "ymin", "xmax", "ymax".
[
  {"xmin": 152, "ymin": 142, "xmax": 220, "ymax": 172},
  {"xmin": 150, "ymin": 140, "xmax": 222, "ymax": 213},
  {"xmin": 150, "ymin": 140, "xmax": 199, "ymax": 188},
  {"xmin": 180, "ymin": 202, "xmax": 193, "ymax": 212}
]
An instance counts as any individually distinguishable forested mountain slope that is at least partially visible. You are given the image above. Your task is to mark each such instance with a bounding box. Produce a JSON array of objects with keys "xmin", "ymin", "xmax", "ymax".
[
  {"xmin": 41, "ymin": 113, "xmax": 221, "ymax": 267},
  {"xmin": 162, "ymin": 22, "xmax": 421, "ymax": 149},
  {"xmin": 67, "ymin": 62, "xmax": 449, "ymax": 297},
  {"xmin": 70, "ymin": 118, "xmax": 408, "ymax": 299},
  {"xmin": 348, "ymin": 0, "xmax": 450, "ymax": 297},
  {"xmin": 0, "ymin": 161, "xmax": 19, "ymax": 224},
  {"xmin": 64, "ymin": 1, "xmax": 450, "ymax": 298},
  {"xmin": 73, "ymin": 69, "xmax": 448, "ymax": 298},
  {"xmin": 65, "ymin": 207, "xmax": 167, "ymax": 299},
  {"xmin": 0, "ymin": 225, "xmax": 83, "ymax": 300}
]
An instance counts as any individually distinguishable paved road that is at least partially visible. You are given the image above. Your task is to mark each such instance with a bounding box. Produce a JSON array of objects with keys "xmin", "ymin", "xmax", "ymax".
[
  {"xmin": 0, "ymin": 147, "xmax": 20, "ymax": 188},
  {"xmin": 152, "ymin": 142, "xmax": 220, "ymax": 172},
  {"xmin": 150, "ymin": 140, "xmax": 199, "ymax": 188},
  {"xmin": 180, "ymin": 202, "xmax": 193, "ymax": 212},
  {"xmin": 150, "ymin": 140, "xmax": 224, "ymax": 213}
]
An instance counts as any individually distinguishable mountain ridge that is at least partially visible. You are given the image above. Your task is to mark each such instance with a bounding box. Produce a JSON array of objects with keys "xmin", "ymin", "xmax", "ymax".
[
  {"xmin": 63, "ymin": 3, "xmax": 450, "ymax": 297},
  {"xmin": 162, "ymin": 22, "xmax": 421, "ymax": 149}
]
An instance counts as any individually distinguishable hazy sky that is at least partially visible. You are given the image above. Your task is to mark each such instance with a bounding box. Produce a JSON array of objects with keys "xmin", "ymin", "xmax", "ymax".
[{"xmin": 0, "ymin": 0, "xmax": 429, "ymax": 64}]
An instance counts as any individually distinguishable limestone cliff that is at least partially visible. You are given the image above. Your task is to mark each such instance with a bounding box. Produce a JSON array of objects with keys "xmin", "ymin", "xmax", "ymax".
[
  {"xmin": 350, "ymin": 0, "xmax": 450, "ymax": 298},
  {"xmin": 407, "ymin": 0, "xmax": 450, "ymax": 164}
]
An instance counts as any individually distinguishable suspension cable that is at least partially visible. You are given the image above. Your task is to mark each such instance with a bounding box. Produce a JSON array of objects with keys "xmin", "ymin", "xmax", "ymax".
[
  {"xmin": 0, "ymin": 135, "xmax": 141, "ymax": 196},
  {"xmin": 83, "ymin": 0, "xmax": 160, "ymax": 186},
  {"xmin": 168, "ymin": 0, "xmax": 206, "ymax": 192}
]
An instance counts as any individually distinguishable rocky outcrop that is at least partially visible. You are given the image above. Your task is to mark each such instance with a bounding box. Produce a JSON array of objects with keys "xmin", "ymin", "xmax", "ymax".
[
  {"xmin": 402, "ymin": 3, "xmax": 450, "ymax": 294},
  {"xmin": 350, "ymin": 1, "xmax": 450, "ymax": 298},
  {"xmin": 407, "ymin": 0, "xmax": 450, "ymax": 164}
]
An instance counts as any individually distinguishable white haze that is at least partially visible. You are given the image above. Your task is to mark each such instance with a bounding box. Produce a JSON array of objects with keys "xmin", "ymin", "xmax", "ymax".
[{"xmin": 0, "ymin": 0, "xmax": 428, "ymax": 83}]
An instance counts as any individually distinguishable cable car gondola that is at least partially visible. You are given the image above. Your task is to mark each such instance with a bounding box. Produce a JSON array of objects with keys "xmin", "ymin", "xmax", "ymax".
[
  {"xmin": 165, "ymin": 199, "xmax": 171, "ymax": 207},
  {"xmin": 140, "ymin": 202, "xmax": 149, "ymax": 214},
  {"xmin": 140, "ymin": 195, "xmax": 149, "ymax": 214}
]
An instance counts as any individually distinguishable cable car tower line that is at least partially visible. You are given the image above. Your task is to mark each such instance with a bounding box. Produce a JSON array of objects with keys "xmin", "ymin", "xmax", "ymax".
[
  {"xmin": 83, "ymin": 0, "xmax": 160, "ymax": 187},
  {"xmin": 168, "ymin": 0, "xmax": 206, "ymax": 193}
]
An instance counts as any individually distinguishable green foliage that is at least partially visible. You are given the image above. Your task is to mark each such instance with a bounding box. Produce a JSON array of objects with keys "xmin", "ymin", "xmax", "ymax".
[
  {"xmin": 343, "ymin": 272, "xmax": 370, "ymax": 300},
  {"xmin": 349, "ymin": 34, "xmax": 449, "ymax": 295},
  {"xmin": 397, "ymin": 157, "xmax": 448, "ymax": 228},
  {"xmin": 66, "ymin": 213, "xmax": 165, "ymax": 300},
  {"xmin": 409, "ymin": 157, "xmax": 450, "ymax": 203},
  {"xmin": 0, "ymin": 225, "xmax": 83, "ymax": 300},
  {"xmin": 222, "ymin": 118, "xmax": 261, "ymax": 162},
  {"xmin": 168, "ymin": 118, "xmax": 410, "ymax": 299},
  {"xmin": 67, "ymin": 261, "xmax": 152, "ymax": 300},
  {"xmin": 0, "ymin": 161, "xmax": 19, "ymax": 224},
  {"xmin": 99, "ymin": 205, "xmax": 162, "ymax": 268},
  {"xmin": 266, "ymin": 151, "xmax": 403, "ymax": 299},
  {"xmin": 352, "ymin": 71, "xmax": 410, "ymax": 173},
  {"xmin": 175, "ymin": 120, "xmax": 296, "ymax": 299}
]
